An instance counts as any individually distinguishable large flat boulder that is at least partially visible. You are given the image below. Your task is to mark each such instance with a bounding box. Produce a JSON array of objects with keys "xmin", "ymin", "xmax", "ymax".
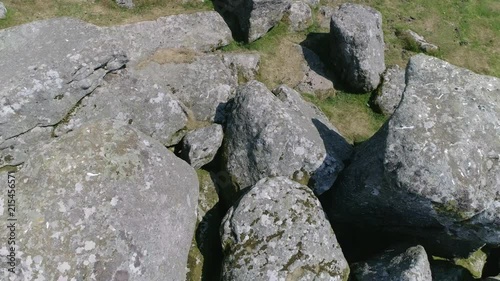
[
  {"xmin": 224, "ymin": 81, "xmax": 352, "ymax": 196},
  {"xmin": 0, "ymin": 119, "xmax": 199, "ymax": 280},
  {"xmin": 327, "ymin": 54, "xmax": 500, "ymax": 256},
  {"xmin": 221, "ymin": 177, "xmax": 349, "ymax": 280},
  {"xmin": 0, "ymin": 12, "xmax": 233, "ymax": 168},
  {"xmin": 329, "ymin": 3, "xmax": 385, "ymax": 92}
]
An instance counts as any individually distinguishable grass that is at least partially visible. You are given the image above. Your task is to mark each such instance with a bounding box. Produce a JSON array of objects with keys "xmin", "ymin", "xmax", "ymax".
[
  {"xmin": 302, "ymin": 91, "xmax": 387, "ymax": 144},
  {"xmin": 0, "ymin": 0, "xmax": 214, "ymax": 29}
]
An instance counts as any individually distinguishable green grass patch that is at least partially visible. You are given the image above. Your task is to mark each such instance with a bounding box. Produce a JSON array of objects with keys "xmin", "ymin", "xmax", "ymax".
[{"xmin": 302, "ymin": 91, "xmax": 387, "ymax": 144}]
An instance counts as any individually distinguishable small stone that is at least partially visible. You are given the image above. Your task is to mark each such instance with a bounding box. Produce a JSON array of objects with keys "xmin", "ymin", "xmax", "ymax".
[
  {"xmin": 181, "ymin": 124, "xmax": 224, "ymax": 169},
  {"xmin": 116, "ymin": 0, "xmax": 134, "ymax": 9},
  {"xmin": 372, "ymin": 65, "xmax": 406, "ymax": 115},
  {"xmin": 403, "ymin": 29, "xmax": 439, "ymax": 53},
  {"xmin": 0, "ymin": 2, "xmax": 6, "ymax": 19},
  {"xmin": 287, "ymin": 1, "xmax": 313, "ymax": 32}
]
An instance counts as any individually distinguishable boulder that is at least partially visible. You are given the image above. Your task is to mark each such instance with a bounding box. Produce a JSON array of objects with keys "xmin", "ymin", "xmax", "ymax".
[
  {"xmin": 0, "ymin": 2, "xmax": 6, "ymax": 19},
  {"xmin": 116, "ymin": 0, "xmax": 134, "ymax": 9},
  {"xmin": 134, "ymin": 53, "xmax": 237, "ymax": 123},
  {"xmin": 0, "ymin": 13, "xmax": 232, "ymax": 167},
  {"xmin": 53, "ymin": 71, "xmax": 189, "ymax": 146},
  {"xmin": 181, "ymin": 124, "xmax": 224, "ymax": 169},
  {"xmin": 222, "ymin": 52, "xmax": 261, "ymax": 82},
  {"xmin": 372, "ymin": 65, "xmax": 406, "ymax": 115},
  {"xmin": 328, "ymin": 54, "xmax": 500, "ymax": 255},
  {"xmin": 0, "ymin": 119, "xmax": 199, "ymax": 281},
  {"xmin": 295, "ymin": 45, "xmax": 335, "ymax": 94},
  {"xmin": 287, "ymin": 1, "xmax": 313, "ymax": 32},
  {"xmin": 220, "ymin": 177, "xmax": 350, "ymax": 280},
  {"xmin": 224, "ymin": 81, "xmax": 352, "ymax": 196},
  {"xmin": 403, "ymin": 29, "xmax": 439, "ymax": 53},
  {"xmin": 214, "ymin": 0, "xmax": 291, "ymax": 42},
  {"xmin": 330, "ymin": 3, "xmax": 385, "ymax": 92},
  {"xmin": 352, "ymin": 245, "xmax": 432, "ymax": 281},
  {"xmin": 318, "ymin": 6, "xmax": 335, "ymax": 28}
]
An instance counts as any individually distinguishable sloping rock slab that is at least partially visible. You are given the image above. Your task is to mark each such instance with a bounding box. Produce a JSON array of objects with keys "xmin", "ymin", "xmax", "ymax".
[
  {"xmin": 221, "ymin": 177, "xmax": 349, "ymax": 280},
  {"xmin": 352, "ymin": 245, "xmax": 432, "ymax": 281},
  {"xmin": 0, "ymin": 12, "xmax": 232, "ymax": 167},
  {"xmin": 328, "ymin": 54, "xmax": 500, "ymax": 255},
  {"xmin": 372, "ymin": 65, "xmax": 406, "ymax": 116},
  {"xmin": 224, "ymin": 81, "xmax": 352, "ymax": 196},
  {"xmin": 0, "ymin": 119, "xmax": 199, "ymax": 281}
]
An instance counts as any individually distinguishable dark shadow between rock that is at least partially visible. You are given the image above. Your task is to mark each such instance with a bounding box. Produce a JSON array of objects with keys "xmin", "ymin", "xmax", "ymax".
[{"xmin": 211, "ymin": 0, "xmax": 251, "ymax": 43}]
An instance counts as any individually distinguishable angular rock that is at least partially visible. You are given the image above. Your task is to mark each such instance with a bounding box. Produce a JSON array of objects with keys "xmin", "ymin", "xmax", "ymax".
[
  {"xmin": 0, "ymin": 119, "xmax": 199, "ymax": 281},
  {"xmin": 135, "ymin": 53, "xmax": 237, "ymax": 122},
  {"xmin": 116, "ymin": 0, "xmax": 134, "ymax": 9},
  {"xmin": 431, "ymin": 261, "xmax": 475, "ymax": 281},
  {"xmin": 295, "ymin": 45, "xmax": 335, "ymax": 94},
  {"xmin": 221, "ymin": 177, "xmax": 349, "ymax": 280},
  {"xmin": 224, "ymin": 80, "xmax": 352, "ymax": 196},
  {"xmin": 222, "ymin": 52, "xmax": 261, "ymax": 82},
  {"xmin": 0, "ymin": 2, "xmax": 6, "ymax": 19},
  {"xmin": 453, "ymin": 248, "xmax": 488, "ymax": 279},
  {"xmin": 330, "ymin": 3, "xmax": 385, "ymax": 92},
  {"xmin": 287, "ymin": 1, "xmax": 313, "ymax": 32},
  {"xmin": 372, "ymin": 65, "xmax": 406, "ymax": 115},
  {"xmin": 214, "ymin": 0, "xmax": 291, "ymax": 42},
  {"xmin": 53, "ymin": 71, "xmax": 189, "ymax": 146},
  {"xmin": 181, "ymin": 124, "xmax": 224, "ymax": 169},
  {"xmin": 403, "ymin": 29, "xmax": 439, "ymax": 53},
  {"xmin": 0, "ymin": 12, "xmax": 232, "ymax": 167},
  {"xmin": 352, "ymin": 245, "xmax": 432, "ymax": 281},
  {"xmin": 328, "ymin": 54, "xmax": 500, "ymax": 255}
]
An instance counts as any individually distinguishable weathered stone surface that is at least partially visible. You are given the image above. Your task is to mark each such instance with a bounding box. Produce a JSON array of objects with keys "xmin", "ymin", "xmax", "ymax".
[
  {"xmin": 221, "ymin": 177, "xmax": 349, "ymax": 280},
  {"xmin": 107, "ymin": 11, "xmax": 232, "ymax": 63},
  {"xmin": 453, "ymin": 248, "xmax": 488, "ymax": 279},
  {"xmin": 328, "ymin": 54, "xmax": 500, "ymax": 255},
  {"xmin": 135, "ymin": 53, "xmax": 237, "ymax": 123},
  {"xmin": 0, "ymin": 2, "xmax": 6, "ymax": 19},
  {"xmin": 224, "ymin": 80, "xmax": 352, "ymax": 195},
  {"xmin": 318, "ymin": 5, "xmax": 335, "ymax": 28},
  {"xmin": 287, "ymin": 1, "xmax": 313, "ymax": 32},
  {"xmin": 352, "ymin": 245, "xmax": 432, "ymax": 281},
  {"xmin": 403, "ymin": 29, "xmax": 439, "ymax": 53},
  {"xmin": 0, "ymin": 126, "xmax": 53, "ymax": 167},
  {"xmin": 222, "ymin": 52, "xmax": 261, "ymax": 82},
  {"xmin": 181, "ymin": 124, "xmax": 224, "ymax": 169},
  {"xmin": 116, "ymin": 0, "xmax": 134, "ymax": 9},
  {"xmin": 0, "ymin": 12, "xmax": 232, "ymax": 167},
  {"xmin": 53, "ymin": 71, "xmax": 189, "ymax": 146},
  {"xmin": 431, "ymin": 261, "xmax": 475, "ymax": 281},
  {"xmin": 0, "ymin": 119, "xmax": 199, "ymax": 280},
  {"xmin": 214, "ymin": 0, "xmax": 291, "ymax": 42},
  {"xmin": 372, "ymin": 65, "xmax": 406, "ymax": 115},
  {"xmin": 330, "ymin": 3, "xmax": 385, "ymax": 92},
  {"xmin": 295, "ymin": 45, "xmax": 335, "ymax": 94},
  {"xmin": 301, "ymin": 0, "xmax": 319, "ymax": 7}
]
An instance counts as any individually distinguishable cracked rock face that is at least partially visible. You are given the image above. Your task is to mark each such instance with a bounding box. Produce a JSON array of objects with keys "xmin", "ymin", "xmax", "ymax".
[
  {"xmin": 329, "ymin": 3, "xmax": 385, "ymax": 92},
  {"xmin": 373, "ymin": 65, "xmax": 406, "ymax": 116},
  {"xmin": 221, "ymin": 177, "xmax": 349, "ymax": 281},
  {"xmin": 352, "ymin": 245, "xmax": 432, "ymax": 281},
  {"xmin": 0, "ymin": 12, "xmax": 232, "ymax": 168},
  {"xmin": 224, "ymin": 81, "xmax": 352, "ymax": 196},
  {"xmin": 328, "ymin": 54, "xmax": 500, "ymax": 255},
  {"xmin": 0, "ymin": 119, "xmax": 199, "ymax": 281}
]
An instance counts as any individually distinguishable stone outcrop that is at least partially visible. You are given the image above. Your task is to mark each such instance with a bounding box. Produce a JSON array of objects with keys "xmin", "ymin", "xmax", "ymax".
[
  {"xmin": 224, "ymin": 80, "xmax": 352, "ymax": 196},
  {"xmin": 330, "ymin": 3, "xmax": 385, "ymax": 92},
  {"xmin": 0, "ymin": 119, "xmax": 199, "ymax": 281},
  {"xmin": 222, "ymin": 52, "xmax": 261, "ymax": 82},
  {"xmin": 295, "ymin": 45, "xmax": 335, "ymax": 94},
  {"xmin": 352, "ymin": 245, "xmax": 432, "ymax": 281},
  {"xmin": 287, "ymin": 1, "xmax": 313, "ymax": 32},
  {"xmin": 327, "ymin": 54, "xmax": 500, "ymax": 256},
  {"xmin": 221, "ymin": 177, "xmax": 349, "ymax": 280}
]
